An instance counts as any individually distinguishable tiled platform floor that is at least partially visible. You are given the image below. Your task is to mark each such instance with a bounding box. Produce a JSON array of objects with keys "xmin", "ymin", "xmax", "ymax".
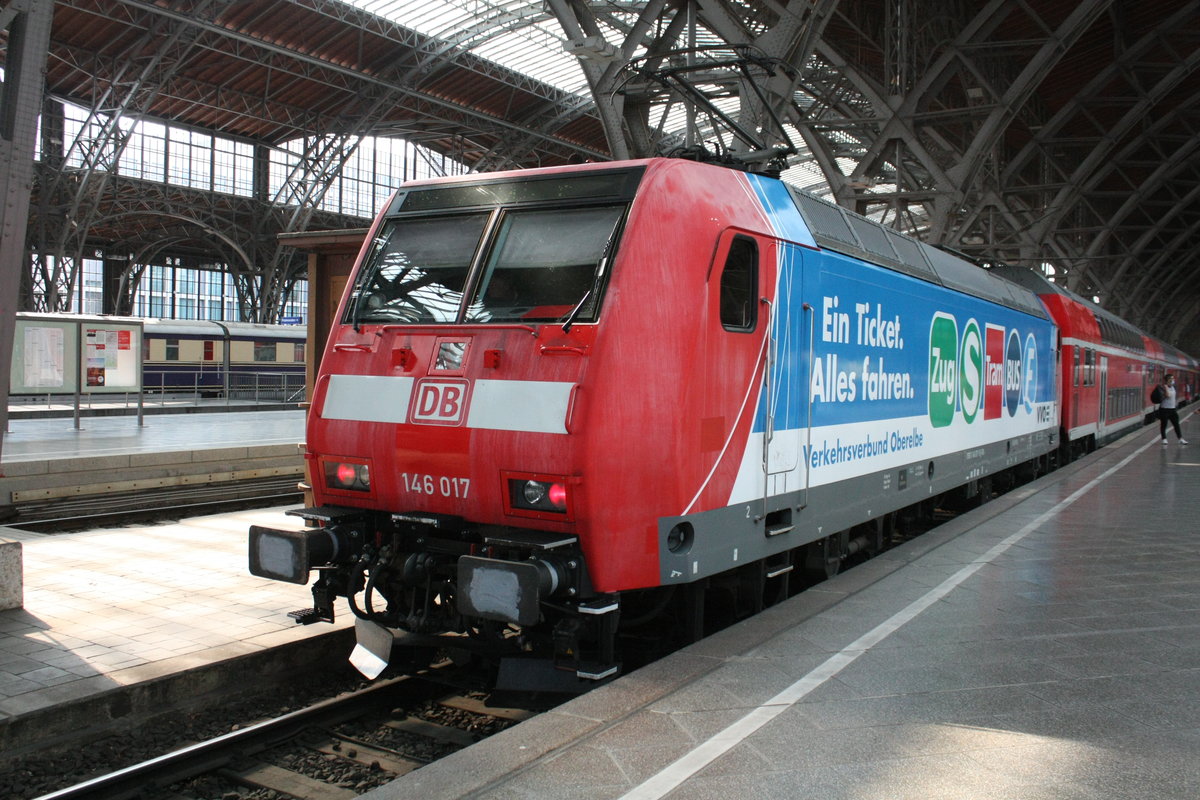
[
  {"xmin": 365, "ymin": 416, "xmax": 1200, "ymax": 800},
  {"xmin": 0, "ymin": 506, "xmax": 351, "ymax": 740}
]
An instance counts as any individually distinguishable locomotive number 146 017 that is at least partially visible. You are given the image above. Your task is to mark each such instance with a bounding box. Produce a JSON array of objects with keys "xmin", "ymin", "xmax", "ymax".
[{"xmin": 400, "ymin": 473, "xmax": 471, "ymax": 498}]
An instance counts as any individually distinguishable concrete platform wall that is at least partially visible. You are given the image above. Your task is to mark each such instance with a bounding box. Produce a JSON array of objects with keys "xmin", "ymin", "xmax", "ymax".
[{"xmin": 0, "ymin": 444, "xmax": 304, "ymax": 508}]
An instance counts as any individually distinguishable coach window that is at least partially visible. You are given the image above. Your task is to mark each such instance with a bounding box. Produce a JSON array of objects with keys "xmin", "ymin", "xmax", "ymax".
[
  {"xmin": 720, "ymin": 236, "xmax": 758, "ymax": 331},
  {"xmin": 1073, "ymin": 347, "xmax": 1080, "ymax": 387},
  {"xmin": 165, "ymin": 339, "xmax": 179, "ymax": 361},
  {"xmin": 254, "ymin": 341, "xmax": 277, "ymax": 362},
  {"xmin": 1084, "ymin": 348, "xmax": 1096, "ymax": 386},
  {"xmin": 203, "ymin": 340, "xmax": 214, "ymax": 361}
]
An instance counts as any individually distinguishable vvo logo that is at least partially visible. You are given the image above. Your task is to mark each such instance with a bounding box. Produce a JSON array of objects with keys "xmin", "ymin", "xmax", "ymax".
[
  {"xmin": 929, "ymin": 312, "xmax": 1035, "ymax": 429},
  {"xmin": 409, "ymin": 378, "xmax": 471, "ymax": 426}
]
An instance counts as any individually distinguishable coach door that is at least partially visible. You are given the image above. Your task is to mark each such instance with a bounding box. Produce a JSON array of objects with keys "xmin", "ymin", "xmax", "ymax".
[
  {"xmin": 764, "ymin": 242, "xmax": 805, "ymax": 479},
  {"xmin": 1097, "ymin": 355, "xmax": 1109, "ymax": 437}
]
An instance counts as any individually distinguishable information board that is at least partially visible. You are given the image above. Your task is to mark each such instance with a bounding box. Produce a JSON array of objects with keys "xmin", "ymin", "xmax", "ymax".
[
  {"xmin": 8, "ymin": 315, "xmax": 143, "ymax": 395},
  {"xmin": 80, "ymin": 323, "xmax": 141, "ymax": 392}
]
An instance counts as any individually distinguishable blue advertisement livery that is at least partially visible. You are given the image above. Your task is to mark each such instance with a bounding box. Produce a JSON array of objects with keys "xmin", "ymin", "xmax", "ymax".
[{"xmin": 735, "ymin": 190, "xmax": 1058, "ymax": 501}]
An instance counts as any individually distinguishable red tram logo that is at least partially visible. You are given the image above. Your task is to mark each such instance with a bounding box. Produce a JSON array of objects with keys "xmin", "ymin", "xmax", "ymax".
[{"xmin": 409, "ymin": 378, "xmax": 471, "ymax": 426}]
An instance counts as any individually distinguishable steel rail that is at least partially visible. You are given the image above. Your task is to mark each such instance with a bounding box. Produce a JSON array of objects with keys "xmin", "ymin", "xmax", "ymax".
[
  {"xmin": 30, "ymin": 674, "xmax": 448, "ymax": 800},
  {"xmin": 11, "ymin": 477, "xmax": 303, "ymax": 531}
]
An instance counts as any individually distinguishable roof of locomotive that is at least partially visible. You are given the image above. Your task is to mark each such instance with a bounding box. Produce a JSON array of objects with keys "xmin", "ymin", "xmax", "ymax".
[
  {"xmin": 780, "ymin": 183, "xmax": 1047, "ymax": 320},
  {"xmin": 386, "ymin": 157, "xmax": 1048, "ymax": 320}
]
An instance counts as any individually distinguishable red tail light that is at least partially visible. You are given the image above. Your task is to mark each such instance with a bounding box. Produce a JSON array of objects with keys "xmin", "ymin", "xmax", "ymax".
[{"xmin": 335, "ymin": 463, "xmax": 358, "ymax": 486}]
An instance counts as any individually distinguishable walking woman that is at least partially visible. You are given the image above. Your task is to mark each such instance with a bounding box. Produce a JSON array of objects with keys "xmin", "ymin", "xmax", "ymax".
[{"xmin": 1158, "ymin": 373, "xmax": 1188, "ymax": 445}]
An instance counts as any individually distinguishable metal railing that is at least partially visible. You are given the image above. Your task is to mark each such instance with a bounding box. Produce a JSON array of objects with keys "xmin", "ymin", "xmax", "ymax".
[
  {"xmin": 137, "ymin": 370, "xmax": 306, "ymax": 403},
  {"xmin": 6, "ymin": 372, "xmax": 307, "ymax": 431},
  {"xmin": 227, "ymin": 371, "xmax": 307, "ymax": 402}
]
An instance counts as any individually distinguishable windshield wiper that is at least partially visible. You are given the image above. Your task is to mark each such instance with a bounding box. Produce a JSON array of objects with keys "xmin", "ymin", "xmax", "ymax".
[
  {"xmin": 561, "ymin": 216, "xmax": 622, "ymax": 333},
  {"xmin": 561, "ymin": 289, "xmax": 593, "ymax": 333},
  {"xmin": 351, "ymin": 289, "xmax": 365, "ymax": 333}
]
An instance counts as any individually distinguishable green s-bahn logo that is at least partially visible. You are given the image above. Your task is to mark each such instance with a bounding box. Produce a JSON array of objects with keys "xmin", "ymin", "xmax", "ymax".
[
  {"xmin": 928, "ymin": 313, "xmax": 984, "ymax": 429},
  {"xmin": 959, "ymin": 319, "xmax": 983, "ymax": 424}
]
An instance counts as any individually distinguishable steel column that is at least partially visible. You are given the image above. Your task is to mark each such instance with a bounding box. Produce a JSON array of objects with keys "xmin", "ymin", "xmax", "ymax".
[{"xmin": 0, "ymin": 1, "xmax": 53, "ymax": 464}]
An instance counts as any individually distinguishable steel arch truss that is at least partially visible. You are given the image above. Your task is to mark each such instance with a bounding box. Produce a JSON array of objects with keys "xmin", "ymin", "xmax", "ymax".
[
  {"xmin": 551, "ymin": 0, "xmax": 1200, "ymax": 345},
  {"xmin": 24, "ymin": 0, "xmax": 1200, "ymax": 343},
  {"xmin": 31, "ymin": 0, "xmax": 617, "ymax": 319}
]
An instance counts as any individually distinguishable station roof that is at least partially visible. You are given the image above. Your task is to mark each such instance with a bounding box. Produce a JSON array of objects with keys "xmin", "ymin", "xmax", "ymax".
[
  {"xmin": 24, "ymin": 1, "xmax": 1200, "ymax": 345},
  {"xmin": 45, "ymin": 0, "xmax": 610, "ymax": 164}
]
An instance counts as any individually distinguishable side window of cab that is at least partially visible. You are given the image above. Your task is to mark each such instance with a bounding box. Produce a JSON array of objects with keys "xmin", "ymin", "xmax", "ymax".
[{"xmin": 720, "ymin": 236, "xmax": 758, "ymax": 331}]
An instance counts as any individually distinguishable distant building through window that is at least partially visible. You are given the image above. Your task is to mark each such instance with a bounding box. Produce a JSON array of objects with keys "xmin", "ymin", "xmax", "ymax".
[{"xmin": 47, "ymin": 96, "xmax": 461, "ymax": 323}]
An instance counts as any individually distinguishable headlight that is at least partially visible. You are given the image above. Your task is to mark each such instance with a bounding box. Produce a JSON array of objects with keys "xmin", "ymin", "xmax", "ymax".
[
  {"xmin": 324, "ymin": 460, "xmax": 371, "ymax": 493},
  {"xmin": 523, "ymin": 480, "xmax": 548, "ymax": 505},
  {"xmin": 511, "ymin": 478, "xmax": 568, "ymax": 513}
]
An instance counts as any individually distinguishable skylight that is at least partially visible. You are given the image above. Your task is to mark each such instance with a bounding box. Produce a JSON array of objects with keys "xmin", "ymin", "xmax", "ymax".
[
  {"xmin": 337, "ymin": 2, "xmax": 909, "ymax": 220},
  {"xmin": 345, "ymin": 0, "xmax": 594, "ymax": 95}
]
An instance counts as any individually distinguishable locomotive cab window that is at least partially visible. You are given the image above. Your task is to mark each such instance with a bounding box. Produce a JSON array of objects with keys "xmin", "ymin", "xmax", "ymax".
[
  {"xmin": 346, "ymin": 212, "xmax": 491, "ymax": 325},
  {"xmin": 469, "ymin": 205, "xmax": 623, "ymax": 324},
  {"xmin": 720, "ymin": 236, "xmax": 758, "ymax": 331},
  {"xmin": 344, "ymin": 179, "xmax": 632, "ymax": 328}
]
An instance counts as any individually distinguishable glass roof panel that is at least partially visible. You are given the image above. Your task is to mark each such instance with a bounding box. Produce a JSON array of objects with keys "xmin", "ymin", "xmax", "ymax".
[
  {"xmin": 347, "ymin": 0, "xmax": 593, "ymax": 95},
  {"xmin": 343, "ymin": 1, "xmax": 846, "ymax": 201}
]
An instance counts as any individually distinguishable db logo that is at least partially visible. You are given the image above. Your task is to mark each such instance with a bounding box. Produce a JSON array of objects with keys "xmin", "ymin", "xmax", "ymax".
[{"xmin": 409, "ymin": 379, "xmax": 471, "ymax": 426}]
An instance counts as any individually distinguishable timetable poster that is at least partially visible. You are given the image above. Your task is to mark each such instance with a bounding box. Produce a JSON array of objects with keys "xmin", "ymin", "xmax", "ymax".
[{"xmin": 22, "ymin": 326, "xmax": 66, "ymax": 389}]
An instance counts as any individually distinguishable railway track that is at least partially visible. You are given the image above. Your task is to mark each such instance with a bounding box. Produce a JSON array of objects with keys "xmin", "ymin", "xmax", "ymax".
[
  {"xmin": 8, "ymin": 475, "xmax": 303, "ymax": 532},
  {"xmin": 26, "ymin": 669, "xmax": 531, "ymax": 800}
]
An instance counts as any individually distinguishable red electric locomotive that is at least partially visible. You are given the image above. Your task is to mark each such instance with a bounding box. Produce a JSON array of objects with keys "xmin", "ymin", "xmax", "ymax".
[{"xmin": 249, "ymin": 157, "xmax": 1189, "ymax": 688}]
